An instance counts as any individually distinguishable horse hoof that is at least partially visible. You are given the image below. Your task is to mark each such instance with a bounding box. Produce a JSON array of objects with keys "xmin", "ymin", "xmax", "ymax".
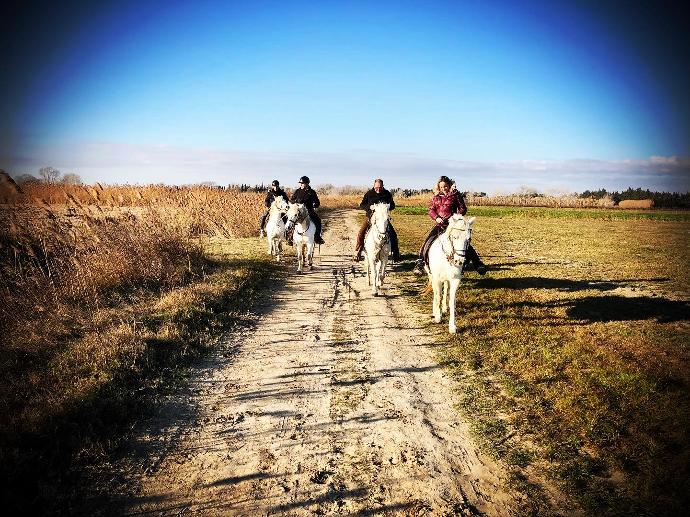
[{"xmin": 449, "ymin": 326, "xmax": 457, "ymax": 334}]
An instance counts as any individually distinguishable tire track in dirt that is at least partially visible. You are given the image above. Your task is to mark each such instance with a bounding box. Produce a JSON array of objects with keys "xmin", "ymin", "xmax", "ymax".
[{"xmin": 102, "ymin": 209, "xmax": 518, "ymax": 516}]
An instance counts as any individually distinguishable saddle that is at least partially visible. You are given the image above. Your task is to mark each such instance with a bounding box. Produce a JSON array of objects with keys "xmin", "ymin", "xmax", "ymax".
[
  {"xmin": 421, "ymin": 226, "xmax": 446, "ymax": 265},
  {"xmin": 421, "ymin": 235, "xmax": 438, "ymax": 265}
]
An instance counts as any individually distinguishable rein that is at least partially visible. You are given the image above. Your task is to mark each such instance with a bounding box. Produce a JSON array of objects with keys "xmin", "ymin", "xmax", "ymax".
[
  {"xmin": 441, "ymin": 225, "xmax": 470, "ymax": 266},
  {"xmin": 288, "ymin": 207, "xmax": 311, "ymax": 236}
]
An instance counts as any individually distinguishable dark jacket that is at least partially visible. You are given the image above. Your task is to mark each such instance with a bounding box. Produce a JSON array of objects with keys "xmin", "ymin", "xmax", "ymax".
[
  {"xmin": 291, "ymin": 186, "xmax": 320, "ymax": 211},
  {"xmin": 359, "ymin": 188, "xmax": 395, "ymax": 218},
  {"xmin": 428, "ymin": 190, "xmax": 467, "ymax": 224},
  {"xmin": 264, "ymin": 187, "xmax": 289, "ymax": 208}
]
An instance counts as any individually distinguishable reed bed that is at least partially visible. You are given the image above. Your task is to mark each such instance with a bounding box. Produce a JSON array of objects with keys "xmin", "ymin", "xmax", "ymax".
[
  {"xmin": 1, "ymin": 184, "xmax": 273, "ymax": 438},
  {"xmin": 12, "ymin": 183, "xmax": 264, "ymax": 238},
  {"xmin": 1, "ymin": 203, "xmax": 202, "ymax": 433}
]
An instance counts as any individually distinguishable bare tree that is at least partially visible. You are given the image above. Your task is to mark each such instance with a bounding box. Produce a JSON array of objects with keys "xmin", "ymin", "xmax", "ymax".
[
  {"xmin": 39, "ymin": 166, "xmax": 61, "ymax": 183},
  {"xmin": 61, "ymin": 173, "xmax": 83, "ymax": 185}
]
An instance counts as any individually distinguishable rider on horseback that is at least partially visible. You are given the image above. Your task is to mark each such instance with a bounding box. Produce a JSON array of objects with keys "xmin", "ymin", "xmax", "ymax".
[
  {"xmin": 413, "ymin": 175, "xmax": 487, "ymax": 275},
  {"xmin": 259, "ymin": 180, "xmax": 289, "ymax": 237},
  {"xmin": 289, "ymin": 176, "xmax": 325, "ymax": 245},
  {"xmin": 353, "ymin": 178, "xmax": 400, "ymax": 262}
]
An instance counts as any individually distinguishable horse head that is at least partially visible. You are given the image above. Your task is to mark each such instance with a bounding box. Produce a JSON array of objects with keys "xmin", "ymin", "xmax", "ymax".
[
  {"xmin": 441, "ymin": 214, "xmax": 476, "ymax": 267},
  {"xmin": 369, "ymin": 203, "xmax": 390, "ymax": 236},
  {"xmin": 285, "ymin": 202, "xmax": 307, "ymax": 232},
  {"xmin": 272, "ymin": 196, "xmax": 289, "ymax": 214}
]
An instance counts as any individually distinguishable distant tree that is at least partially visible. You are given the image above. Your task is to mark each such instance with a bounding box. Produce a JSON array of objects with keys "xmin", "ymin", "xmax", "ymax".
[
  {"xmin": 16, "ymin": 173, "xmax": 41, "ymax": 184},
  {"xmin": 515, "ymin": 186, "xmax": 542, "ymax": 197},
  {"xmin": 61, "ymin": 173, "xmax": 82, "ymax": 185},
  {"xmin": 38, "ymin": 166, "xmax": 61, "ymax": 183}
]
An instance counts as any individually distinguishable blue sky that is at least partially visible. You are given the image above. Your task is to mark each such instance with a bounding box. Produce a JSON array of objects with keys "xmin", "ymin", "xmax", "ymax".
[{"xmin": 1, "ymin": 0, "xmax": 688, "ymax": 193}]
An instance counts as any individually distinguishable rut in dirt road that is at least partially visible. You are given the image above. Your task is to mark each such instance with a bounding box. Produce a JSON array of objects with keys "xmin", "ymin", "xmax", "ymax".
[{"xmin": 111, "ymin": 209, "xmax": 518, "ymax": 516}]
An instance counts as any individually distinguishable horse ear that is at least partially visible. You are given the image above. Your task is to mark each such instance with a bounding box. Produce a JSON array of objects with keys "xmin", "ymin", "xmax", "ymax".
[
  {"xmin": 468, "ymin": 216, "xmax": 476, "ymax": 225},
  {"xmin": 370, "ymin": 204, "xmax": 375, "ymax": 211}
]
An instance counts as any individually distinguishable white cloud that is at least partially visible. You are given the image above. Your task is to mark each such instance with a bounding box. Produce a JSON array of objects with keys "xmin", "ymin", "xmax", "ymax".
[{"xmin": 2, "ymin": 139, "xmax": 689, "ymax": 194}]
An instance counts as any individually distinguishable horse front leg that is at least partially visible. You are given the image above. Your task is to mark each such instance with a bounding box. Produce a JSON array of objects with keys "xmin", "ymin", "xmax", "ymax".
[
  {"xmin": 296, "ymin": 242, "xmax": 303, "ymax": 273},
  {"xmin": 307, "ymin": 242, "xmax": 315, "ymax": 268},
  {"xmin": 377, "ymin": 248, "xmax": 389, "ymax": 287},
  {"xmin": 368, "ymin": 256, "xmax": 378, "ymax": 295},
  {"xmin": 275, "ymin": 238, "xmax": 282, "ymax": 261},
  {"xmin": 448, "ymin": 279, "xmax": 460, "ymax": 333},
  {"xmin": 432, "ymin": 277, "xmax": 442, "ymax": 323},
  {"xmin": 441, "ymin": 280, "xmax": 449, "ymax": 314}
]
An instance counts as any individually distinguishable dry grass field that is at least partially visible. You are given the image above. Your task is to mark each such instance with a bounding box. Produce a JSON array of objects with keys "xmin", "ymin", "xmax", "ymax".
[{"xmin": 394, "ymin": 208, "xmax": 690, "ymax": 514}]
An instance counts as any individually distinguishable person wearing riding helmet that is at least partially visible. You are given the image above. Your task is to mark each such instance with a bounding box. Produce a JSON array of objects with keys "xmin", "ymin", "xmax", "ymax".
[
  {"xmin": 289, "ymin": 175, "xmax": 325, "ymax": 244},
  {"xmin": 412, "ymin": 175, "xmax": 487, "ymax": 275},
  {"xmin": 259, "ymin": 179, "xmax": 289, "ymax": 237},
  {"xmin": 353, "ymin": 178, "xmax": 400, "ymax": 262}
]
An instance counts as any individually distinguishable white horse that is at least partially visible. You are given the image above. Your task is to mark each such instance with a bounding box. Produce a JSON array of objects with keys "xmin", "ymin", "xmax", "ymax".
[
  {"xmin": 265, "ymin": 196, "xmax": 289, "ymax": 261},
  {"xmin": 285, "ymin": 202, "xmax": 316, "ymax": 273},
  {"xmin": 364, "ymin": 203, "xmax": 391, "ymax": 296},
  {"xmin": 426, "ymin": 214, "xmax": 476, "ymax": 333}
]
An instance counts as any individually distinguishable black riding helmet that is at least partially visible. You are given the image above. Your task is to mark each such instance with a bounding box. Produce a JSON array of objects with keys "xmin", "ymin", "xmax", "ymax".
[
  {"xmin": 299, "ymin": 175, "xmax": 310, "ymax": 185},
  {"xmin": 271, "ymin": 179, "xmax": 279, "ymax": 187}
]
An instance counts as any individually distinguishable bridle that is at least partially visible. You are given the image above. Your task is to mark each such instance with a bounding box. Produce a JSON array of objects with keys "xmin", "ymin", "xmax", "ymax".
[
  {"xmin": 287, "ymin": 205, "xmax": 310, "ymax": 235},
  {"xmin": 272, "ymin": 197, "xmax": 289, "ymax": 215},
  {"xmin": 369, "ymin": 207, "xmax": 389, "ymax": 243},
  {"xmin": 440, "ymin": 222, "xmax": 471, "ymax": 267}
]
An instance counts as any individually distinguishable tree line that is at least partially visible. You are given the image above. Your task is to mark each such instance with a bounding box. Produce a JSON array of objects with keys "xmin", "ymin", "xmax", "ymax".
[{"xmin": 580, "ymin": 187, "xmax": 690, "ymax": 208}]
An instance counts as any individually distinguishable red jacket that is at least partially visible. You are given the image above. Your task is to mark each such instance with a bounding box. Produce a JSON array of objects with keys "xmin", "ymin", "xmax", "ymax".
[{"xmin": 428, "ymin": 191, "xmax": 467, "ymax": 224}]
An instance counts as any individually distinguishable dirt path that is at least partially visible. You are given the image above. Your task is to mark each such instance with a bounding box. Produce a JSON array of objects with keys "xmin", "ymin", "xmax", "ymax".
[{"xmin": 107, "ymin": 209, "xmax": 518, "ymax": 516}]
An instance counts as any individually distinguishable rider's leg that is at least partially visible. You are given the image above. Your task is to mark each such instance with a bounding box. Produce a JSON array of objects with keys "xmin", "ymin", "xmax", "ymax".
[
  {"xmin": 259, "ymin": 211, "xmax": 268, "ymax": 235},
  {"xmin": 354, "ymin": 219, "xmax": 368, "ymax": 261},
  {"xmin": 311, "ymin": 211, "xmax": 324, "ymax": 244},
  {"xmin": 413, "ymin": 225, "xmax": 443, "ymax": 274},
  {"xmin": 466, "ymin": 244, "xmax": 487, "ymax": 275},
  {"xmin": 388, "ymin": 224, "xmax": 400, "ymax": 261}
]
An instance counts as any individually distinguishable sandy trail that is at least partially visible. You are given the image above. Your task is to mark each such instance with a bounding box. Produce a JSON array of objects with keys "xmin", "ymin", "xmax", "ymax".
[{"xmin": 109, "ymin": 209, "xmax": 518, "ymax": 516}]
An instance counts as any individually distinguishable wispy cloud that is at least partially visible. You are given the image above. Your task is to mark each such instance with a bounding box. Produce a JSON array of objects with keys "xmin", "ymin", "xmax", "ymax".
[{"xmin": 3, "ymin": 140, "xmax": 689, "ymax": 194}]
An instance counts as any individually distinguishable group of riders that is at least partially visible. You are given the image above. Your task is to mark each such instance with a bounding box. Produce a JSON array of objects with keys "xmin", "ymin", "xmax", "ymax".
[{"xmin": 259, "ymin": 175, "xmax": 487, "ymax": 275}]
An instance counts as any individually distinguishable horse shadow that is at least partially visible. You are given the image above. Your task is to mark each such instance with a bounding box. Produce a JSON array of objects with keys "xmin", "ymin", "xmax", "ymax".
[
  {"xmin": 466, "ymin": 276, "xmax": 671, "ymax": 293},
  {"xmin": 468, "ymin": 274, "xmax": 687, "ymax": 324},
  {"xmin": 566, "ymin": 295, "xmax": 689, "ymax": 323}
]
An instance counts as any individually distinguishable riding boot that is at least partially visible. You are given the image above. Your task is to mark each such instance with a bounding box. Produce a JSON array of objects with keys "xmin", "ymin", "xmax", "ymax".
[
  {"xmin": 466, "ymin": 245, "xmax": 487, "ymax": 275},
  {"xmin": 353, "ymin": 248, "xmax": 363, "ymax": 262},
  {"xmin": 312, "ymin": 213, "xmax": 325, "ymax": 244},
  {"xmin": 389, "ymin": 226, "xmax": 400, "ymax": 261}
]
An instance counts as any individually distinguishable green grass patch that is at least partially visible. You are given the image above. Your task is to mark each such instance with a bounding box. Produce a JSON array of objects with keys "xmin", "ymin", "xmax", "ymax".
[
  {"xmin": 395, "ymin": 205, "xmax": 690, "ymax": 221},
  {"xmin": 394, "ymin": 209, "xmax": 690, "ymax": 514}
]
